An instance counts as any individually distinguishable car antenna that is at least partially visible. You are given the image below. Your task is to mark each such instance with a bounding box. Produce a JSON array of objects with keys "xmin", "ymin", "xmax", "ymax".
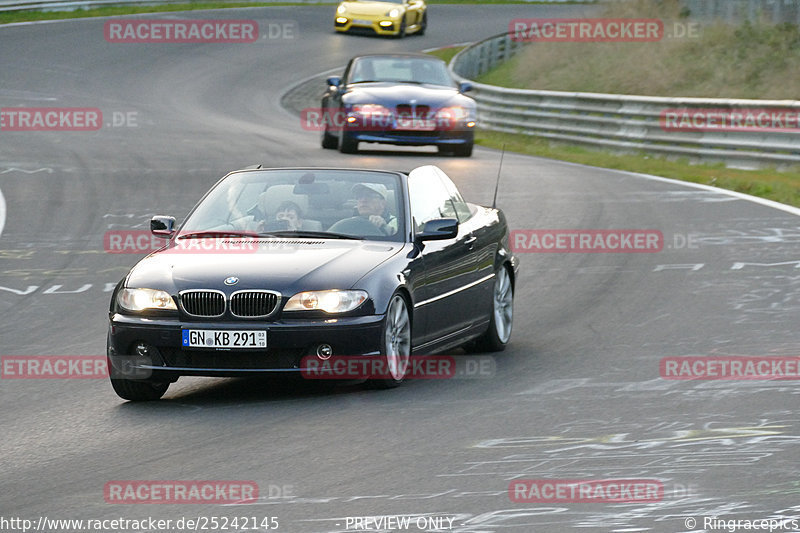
[{"xmin": 492, "ymin": 144, "xmax": 506, "ymax": 209}]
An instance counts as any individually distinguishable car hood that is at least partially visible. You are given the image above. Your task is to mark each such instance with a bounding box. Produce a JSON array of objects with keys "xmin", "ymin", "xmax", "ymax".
[
  {"xmin": 343, "ymin": 83, "xmax": 475, "ymax": 109},
  {"xmin": 341, "ymin": 1, "xmax": 402, "ymax": 16},
  {"xmin": 124, "ymin": 238, "xmax": 403, "ymax": 295}
]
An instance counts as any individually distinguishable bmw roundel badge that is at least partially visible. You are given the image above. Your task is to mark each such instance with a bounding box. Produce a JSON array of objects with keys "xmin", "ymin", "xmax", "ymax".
[{"xmin": 224, "ymin": 276, "xmax": 239, "ymax": 286}]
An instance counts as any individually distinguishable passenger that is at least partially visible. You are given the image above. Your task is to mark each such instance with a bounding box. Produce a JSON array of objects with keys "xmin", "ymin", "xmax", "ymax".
[
  {"xmin": 259, "ymin": 200, "xmax": 305, "ymax": 231},
  {"xmin": 274, "ymin": 200, "xmax": 304, "ymax": 231}
]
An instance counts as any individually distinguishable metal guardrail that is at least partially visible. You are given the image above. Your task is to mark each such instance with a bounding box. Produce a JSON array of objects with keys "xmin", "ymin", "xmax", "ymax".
[
  {"xmin": 684, "ymin": 0, "xmax": 800, "ymax": 25},
  {"xmin": 449, "ymin": 32, "xmax": 800, "ymax": 167}
]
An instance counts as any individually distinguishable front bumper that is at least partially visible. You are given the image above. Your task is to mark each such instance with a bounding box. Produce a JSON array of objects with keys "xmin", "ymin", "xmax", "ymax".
[
  {"xmin": 107, "ymin": 313, "xmax": 384, "ymax": 379},
  {"xmin": 350, "ymin": 129, "xmax": 474, "ymax": 147},
  {"xmin": 335, "ymin": 17, "xmax": 401, "ymax": 36}
]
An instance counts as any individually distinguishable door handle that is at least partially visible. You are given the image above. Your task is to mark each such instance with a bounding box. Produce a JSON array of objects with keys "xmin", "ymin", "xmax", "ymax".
[{"xmin": 464, "ymin": 235, "xmax": 477, "ymax": 250}]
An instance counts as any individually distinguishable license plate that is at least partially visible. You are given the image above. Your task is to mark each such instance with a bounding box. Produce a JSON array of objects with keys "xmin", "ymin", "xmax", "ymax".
[
  {"xmin": 352, "ymin": 19, "xmax": 371, "ymax": 26},
  {"xmin": 396, "ymin": 118, "xmax": 436, "ymax": 131},
  {"xmin": 182, "ymin": 329, "xmax": 266, "ymax": 349}
]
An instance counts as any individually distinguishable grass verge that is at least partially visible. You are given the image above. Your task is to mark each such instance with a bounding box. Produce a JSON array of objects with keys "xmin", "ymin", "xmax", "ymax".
[{"xmin": 476, "ymin": 130, "xmax": 800, "ymax": 207}]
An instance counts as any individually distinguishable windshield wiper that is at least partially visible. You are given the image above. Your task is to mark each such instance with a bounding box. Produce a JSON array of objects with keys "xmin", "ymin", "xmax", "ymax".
[
  {"xmin": 177, "ymin": 231, "xmax": 277, "ymax": 239},
  {"xmin": 267, "ymin": 230, "xmax": 360, "ymax": 240}
]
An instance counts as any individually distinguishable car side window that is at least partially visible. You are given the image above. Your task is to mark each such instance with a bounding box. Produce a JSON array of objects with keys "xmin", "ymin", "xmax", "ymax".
[
  {"xmin": 407, "ymin": 173, "xmax": 457, "ymax": 234},
  {"xmin": 436, "ymin": 171, "xmax": 474, "ymax": 223}
]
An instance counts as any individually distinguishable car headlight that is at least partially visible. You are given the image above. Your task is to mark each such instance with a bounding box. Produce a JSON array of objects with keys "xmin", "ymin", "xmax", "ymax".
[
  {"xmin": 284, "ymin": 290, "xmax": 368, "ymax": 313},
  {"xmin": 351, "ymin": 104, "xmax": 392, "ymax": 116},
  {"xmin": 348, "ymin": 104, "xmax": 393, "ymax": 126},
  {"xmin": 437, "ymin": 106, "xmax": 470, "ymax": 121},
  {"xmin": 387, "ymin": 8, "xmax": 400, "ymax": 17},
  {"xmin": 118, "ymin": 288, "xmax": 177, "ymax": 312},
  {"xmin": 337, "ymin": 4, "xmax": 347, "ymax": 14}
]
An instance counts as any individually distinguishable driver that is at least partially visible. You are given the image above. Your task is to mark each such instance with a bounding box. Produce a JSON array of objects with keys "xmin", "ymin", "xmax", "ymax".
[{"xmin": 353, "ymin": 183, "xmax": 397, "ymax": 235}]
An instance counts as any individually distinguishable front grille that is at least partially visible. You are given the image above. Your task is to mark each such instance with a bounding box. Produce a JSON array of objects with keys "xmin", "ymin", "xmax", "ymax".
[
  {"xmin": 180, "ymin": 290, "xmax": 225, "ymax": 317},
  {"xmin": 396, "ymin": 104, "xmax": 431, "ymax": 118},
  {"xmin": 161, "ymin": 347, "xmax": 301, "ymax": 370},
  {"xmin": 230, "ymin": 290, "xmax": 280, "ymax": 318}
]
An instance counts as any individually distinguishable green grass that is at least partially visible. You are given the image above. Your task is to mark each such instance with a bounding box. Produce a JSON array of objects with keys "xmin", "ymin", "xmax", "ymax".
[
  {"xmin": 477, "ymin": 2, "xmax": 800, "ymax": 99},
  {"xmin": 476, "ymin": 130, "xmax": 800, "ymax": 207},
  {"xmin": 425, "ymin": 45, "xmax": 465, "ymax": 64},
  {"xmin": 423, "ymin": 0, "xmax": 800, "ymax": 208}
]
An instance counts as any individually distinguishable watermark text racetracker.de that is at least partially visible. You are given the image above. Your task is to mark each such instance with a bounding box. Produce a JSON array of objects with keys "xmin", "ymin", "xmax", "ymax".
[
  {"xmin": 103, "ymin": 19, "xmax": 298, "ymax": 43},
  {"xmin": 661, "ymin": 108, "xmax": 800, "ymax": 132},
  {"xmin": 104, "ymin": 480, "xmax": 260, "ymax": 504},
  {"xmin": 0, "ymin": 108, "xmax": 138, "ymax": 131},
  {"xmin": 103, "ymin": 230, "xmax": 264, "ymax": 254},
  {"xmin": 0, "ymin": 516, "xmax": 279, "ymax": 532},
  {"xmin": 509, "ymin": 479, "xmax": 663, "ymax": 503},
  {"xmin": 300, "ymin": 355, "xmax": 495, "ymax": 380},
  {"xmin": 511, "ymin": 229, "xmax": 664, "ymax": 253},
  {"xmin": 661, "ymin": 356, "xmax": 800, "ymax": 380},
  {"xmin": 1, "ymin": 356, "xmax": 108, "ymax": 379},
  {"xmin": 300, "ymin": 107, "xmax": 474, "ymax": 132},
  {"xmin": 509, "ymin": 18, "xmax": 701, "ymax": 42}
]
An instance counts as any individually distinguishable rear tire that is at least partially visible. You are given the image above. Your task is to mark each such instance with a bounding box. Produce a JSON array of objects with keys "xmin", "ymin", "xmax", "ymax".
[{"xmin": 417, "ymin": 12, "xmax": 427, "ymax": 35}]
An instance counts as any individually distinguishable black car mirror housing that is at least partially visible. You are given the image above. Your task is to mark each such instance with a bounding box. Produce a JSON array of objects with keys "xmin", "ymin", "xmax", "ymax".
[{"xmin": 417, "ymin": 218, "xmax": 459, "ymax": 242}]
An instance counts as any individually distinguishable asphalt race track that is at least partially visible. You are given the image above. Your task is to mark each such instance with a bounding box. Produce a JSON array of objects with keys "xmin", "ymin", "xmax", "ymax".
[{"xmin": 1, "ymin": 4, "xmax": 799, "ymax": 532}]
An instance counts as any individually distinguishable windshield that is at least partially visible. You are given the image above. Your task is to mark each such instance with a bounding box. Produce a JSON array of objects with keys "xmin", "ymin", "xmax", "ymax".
[
  {"xmin": 347, "ymin": 56, "xmax": 456, "ymax": 87},
  {"xmin": 181, "ymin": 169, "xmax": 405, "ymax": 242}
]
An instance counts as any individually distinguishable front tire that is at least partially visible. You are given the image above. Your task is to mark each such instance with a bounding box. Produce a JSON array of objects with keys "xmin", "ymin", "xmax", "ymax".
[
  {"xmin": 110, "ymin": 378, "xmax": 169, "ymax": 401},
  {"xmin": 322, "ymin": 125, "xmax": 337, "ymax": 149},
  {"xmin": 369, "ymin": 293, "xmax": 411, "ymax": 389},
  {"xmin": 452, "ymin": 142, "xmax": 473, "ymax": 157},
  {"xmin": 395, "ymin": 18, "xmax": 406, "ymax": 39},
  {"xmin": 474, "ymin": 265, "xmax": 513, "ymax": 352},
  {"xmin": 338, "ymin": 130, "xmax": 358, "ymax": 153}
]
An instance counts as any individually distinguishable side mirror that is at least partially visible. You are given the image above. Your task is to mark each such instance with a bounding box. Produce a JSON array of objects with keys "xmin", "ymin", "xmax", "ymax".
[
  {"xmin": 327, "ymin": 76, "xmax": 342, "ymax": 88},
  {"xmin": 150, "ymin": 216, "xmax": 176, "ymax": 238},
  {"xmin": 417, "ymin": 218, "xmax": 458, "ymax": 242},
  {"xmin": 459, "ymin": 81, "xmax": 473, "ymax": 93}
]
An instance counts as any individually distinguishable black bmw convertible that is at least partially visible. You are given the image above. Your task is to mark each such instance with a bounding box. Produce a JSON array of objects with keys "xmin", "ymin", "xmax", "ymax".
[{"xmin": 107, "ymin": 165, "xmax": 518, "ymax": 400}]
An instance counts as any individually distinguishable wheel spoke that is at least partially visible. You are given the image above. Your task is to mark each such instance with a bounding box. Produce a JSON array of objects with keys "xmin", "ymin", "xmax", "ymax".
[
  {"xmin": 493, "ymin": 269, "xmax": 513, "ymax": 343},
  {"xmin": 384, "ymin": 296, "xmax": 410, "ymax": 381}
]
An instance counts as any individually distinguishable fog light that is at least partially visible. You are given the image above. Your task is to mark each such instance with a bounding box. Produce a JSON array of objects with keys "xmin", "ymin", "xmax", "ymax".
[
  {"xmin": 336, "ymin": 17, "xmax": 347, "ymax": 24},
  {"xmin": 134, "ymin": 342, "xmax": 150, "ymax": 357},
  {"xmin": 316, "ymin": 344, "xmax": 333, "ymax": 360},
  {"xmin": 379, "ymin": 20, "xmax": 392, "ymax": 27}
]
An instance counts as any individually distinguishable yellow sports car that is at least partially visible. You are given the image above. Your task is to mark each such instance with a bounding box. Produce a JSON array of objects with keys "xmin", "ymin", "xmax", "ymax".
[{"xmin": 335, "ymin": 0, "xmax": 427, "ymax": 38}]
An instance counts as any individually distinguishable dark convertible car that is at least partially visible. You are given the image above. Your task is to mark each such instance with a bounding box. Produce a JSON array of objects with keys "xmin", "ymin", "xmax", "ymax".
[
  {"xmin": 107, "ymin": 165, "xmax": 517, "ymax": 400},
  {"xmin": 321, "ymin": 54, "xmax": 477, "ymax": 156}
]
